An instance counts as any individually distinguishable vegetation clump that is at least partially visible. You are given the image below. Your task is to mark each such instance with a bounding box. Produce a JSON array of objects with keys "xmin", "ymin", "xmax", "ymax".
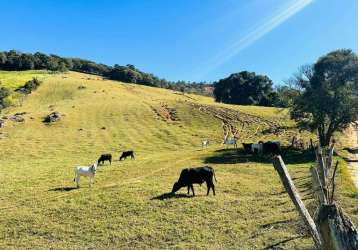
[
  {"xmin": 0, "ymin": 86, "xmax": 10, "ymax": 110},
  {"xmin": 43, "ymin": 111, "xmax": 61, "ymax": 123},
  {"xmin": 16, "ymin": 77, "xmax": 42, "ymax": 94}
]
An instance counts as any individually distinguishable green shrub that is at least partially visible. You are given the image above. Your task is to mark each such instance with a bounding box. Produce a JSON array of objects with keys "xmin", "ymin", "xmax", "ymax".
[
  {"xmin": 0, "ymin": 86, "xmax": 10, "ymax": 109},
  {"xmin": 16, "ymin": 77, "xmax": 42, "ymax": 94}
]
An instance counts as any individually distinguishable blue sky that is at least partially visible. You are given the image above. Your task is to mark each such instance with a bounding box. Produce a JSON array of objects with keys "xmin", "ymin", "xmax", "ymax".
[{"xmin": 1, "ymin": 0, "xmax": 358, "ymax": 84}]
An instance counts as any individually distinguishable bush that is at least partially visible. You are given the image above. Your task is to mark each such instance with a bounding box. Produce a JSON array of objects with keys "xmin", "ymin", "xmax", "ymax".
[
  {"xmin": 0, "ymin": 87, "xmax": 10, "ymax": 109},
  {"xmin": 17, "ymin": 77, "xmax": 42, "ymax": 94}
]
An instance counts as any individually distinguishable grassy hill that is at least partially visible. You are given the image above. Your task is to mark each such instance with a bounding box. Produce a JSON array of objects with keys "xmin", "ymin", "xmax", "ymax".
[{"xmin": 0, "ymin": 71, "xmax": 356, "ymax": 249}]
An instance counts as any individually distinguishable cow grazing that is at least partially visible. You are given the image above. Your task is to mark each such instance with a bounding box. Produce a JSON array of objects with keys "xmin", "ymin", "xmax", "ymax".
[
  {"xmin": 242, "ymin": 143, "xmax": 253, "ymax": 153},
  {"xmin": 97, "ymin": 154, "xmax": 112, "ymax": 165},
  {"xmin": 172, "ymin": 166, "xmax": 217, "ymax": 196},
  {"xmin": 202, "ymin": 139, "xmax": 209, "ymax": 148},
  {"xmin": 223, "ymin": 137, "xmax": 237, "ymax": 148},
  {"xmin": 119, "ymin": 150, "xmax": 135, "ymax": 161},
  {"xmin": 73, "ymin": 163, "xmax": 97, "ymax": 188}
]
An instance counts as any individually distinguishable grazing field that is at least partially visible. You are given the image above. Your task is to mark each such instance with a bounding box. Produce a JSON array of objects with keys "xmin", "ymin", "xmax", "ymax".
[
  {"xmin": 0, "ymin": 71, "xmax": 356, "ymax": 249},
  {"xmin": 0, "ymin": 70, "xmax": 50, "ymax": 89}
]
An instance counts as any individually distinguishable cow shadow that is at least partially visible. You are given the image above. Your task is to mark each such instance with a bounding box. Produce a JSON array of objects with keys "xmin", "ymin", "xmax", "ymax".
[
  {"xmin": 48, "ymin": 187, "xmax": 77, "ymax": 192},
  {"xmin": 150, "ymin": 192, "xmax": 193, "ymax": 200},
  {"xmin": 204, "ymin": 147, "xmax": 314, "ymax": 165}
]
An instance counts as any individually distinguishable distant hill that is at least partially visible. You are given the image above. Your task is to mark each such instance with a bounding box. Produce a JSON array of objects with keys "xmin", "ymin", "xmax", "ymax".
[{"xmin": 0, "ymin": 50, "xmax": 213, "ymax": 96}]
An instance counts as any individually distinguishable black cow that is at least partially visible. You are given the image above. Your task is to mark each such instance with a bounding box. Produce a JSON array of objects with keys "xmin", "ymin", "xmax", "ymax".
[
  {"xmin": 263, "ymin": 141, "xmax": 280, "ymax": 155},
  {"xmin": 242, "ymin": 143, "xmax": 253, "ymax": 154},
  {"xmin": 119, "ymin": 150, "xmax": 135, "ymax": 161},
  {"xmin": 172, "ymin": 166, "xmax": 217, "ymax": 196},
  {"xmin": 98, "ymin": 154, "xmax": 112, "ymax": 165}
]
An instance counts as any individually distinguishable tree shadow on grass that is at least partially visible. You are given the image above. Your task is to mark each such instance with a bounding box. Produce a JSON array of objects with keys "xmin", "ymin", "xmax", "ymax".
[
  {"xmin": 48, "ymin": 187, "xmax": 77, "ymax": 192},
  {"xmin": 150, "ymin": 192, "xmax": 193, "ymax": 200},
  {"xmin": 262, "ymin": 235, "xmax": 305, "ymax": 250},
  {"xmin": 203, "ymin": 147, "xmax": 315, "ymax": 165}
]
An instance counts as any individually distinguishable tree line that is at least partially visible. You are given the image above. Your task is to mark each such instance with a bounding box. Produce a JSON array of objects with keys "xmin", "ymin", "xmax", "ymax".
[{"xmin": 0, "ymin": 50, "xmax": 212, "ymax": 96}]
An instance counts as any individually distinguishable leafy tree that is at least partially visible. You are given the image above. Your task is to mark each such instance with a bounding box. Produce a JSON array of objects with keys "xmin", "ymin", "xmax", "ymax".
[
  {"xmin": 290, "ymin": 49, "xmax": 358, "ymax": 147},
  {"xmin": 213, "ymin": 71, "xmax": 274, "ymax": 106},
  {"xmin": 271, "ymin": 85, "xmax": 300, "ymax": 108}
]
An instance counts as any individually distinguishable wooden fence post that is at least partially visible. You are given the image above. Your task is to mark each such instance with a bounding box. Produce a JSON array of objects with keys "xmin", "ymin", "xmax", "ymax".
[
  {"xmin": 273, "ymin": 156, "xmax": 323, "ymax": 249},
  {"xmin": 310, "ymin": 166, "xmax": 328, "ymax": 204}
]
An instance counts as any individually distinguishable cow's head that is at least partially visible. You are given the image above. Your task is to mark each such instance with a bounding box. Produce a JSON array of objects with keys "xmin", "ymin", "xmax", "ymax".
[
  {"xmin": 171, "ymin": 182, "xmax": 181, "ymax": 194},
  {"xmin": 91, "ymin": 163, "xmax": 97, "ymax": 173}
]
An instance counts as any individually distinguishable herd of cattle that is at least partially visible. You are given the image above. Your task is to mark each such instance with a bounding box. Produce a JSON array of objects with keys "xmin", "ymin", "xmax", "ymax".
[
  {"xmin": 73, "ymin": 139, "xmax": 280, "ymax": 196},
  {"xmin": 73, "ymin": 150, "xmax": 134, "ymax": 188}
]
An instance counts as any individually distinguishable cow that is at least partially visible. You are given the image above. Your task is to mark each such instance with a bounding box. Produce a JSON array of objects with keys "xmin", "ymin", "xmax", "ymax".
[
  {"xmin": 73, "ymin": 163, "xmax": 97, "ymax": 188},
  {"xmin": 202, "ymin": 139, "xmax": 209, "ymax": 148},
  {"xmin": 119, "ymin": 150, "xmax": 135, "ymax": 161},
  {"xmin": 251, "ymin": 142, "xmax": 263, "ymax": 154},
  {"xmin": 263, "ymin": 141, "xmax": 280, "ymax": 155},
  {"xmin": 223, "ymin": 137, "xmax": 237, "ymax": 148},
  {"xmin": 171, "ymin": 166, "xmax": 217, "ymax": 196},
  {"xmin": 97, "ymin": 154, "xmax": 112, "ymax": 165},
  {"xmin": 242, "ymin": 143, "xmax": 253, "ymax": 153}
]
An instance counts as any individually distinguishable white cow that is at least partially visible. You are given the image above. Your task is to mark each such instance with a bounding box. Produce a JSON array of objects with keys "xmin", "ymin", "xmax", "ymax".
[
  {"xmin": 223, "ymin": 137, "xmax": 237, "ymax": 148},
  {"xmin": 202, "ymin": 139, "xmax": 210, "ymax": 148},
  {"xmin": 251, "ymin": 143, "xmax": 263, "ymax": 154},
  {"xmin": 74, "ymin": 163, "xmax": 97, "ymax": 188}
]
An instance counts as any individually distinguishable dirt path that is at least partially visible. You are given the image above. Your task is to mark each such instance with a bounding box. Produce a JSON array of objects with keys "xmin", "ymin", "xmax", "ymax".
[{"xmin": 346, "ymin": 122, "xmax": 358, "ymax": 188}]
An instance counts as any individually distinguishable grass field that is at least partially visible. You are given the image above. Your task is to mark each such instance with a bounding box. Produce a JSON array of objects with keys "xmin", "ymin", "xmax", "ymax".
[
  {"xmin": 0, "ymin": 71, "xmax": 356, "ymax": 249},
  {"xmin": 0, "ymin": 70, "xmax": 50, "ymax": 90}
]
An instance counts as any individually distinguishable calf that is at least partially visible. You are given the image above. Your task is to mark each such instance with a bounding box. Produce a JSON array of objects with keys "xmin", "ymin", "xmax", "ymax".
[
  {"xmin": 202, "ymin": 139, "xmax": 209, "ymax": 148},
  {"xmin": 119, "ymin": 150, "xmax": 135, "ymax": 161},
  {"xmin": 97, "ymin": 153, "xmax": 112, "ymax": 165},
  {"xmin": 172, "ymin": 166, "xmax": 217, "ymax": 196},
  {"xmin": 73, "ymin": 163, "xmax": 97, "ymax": 188}
]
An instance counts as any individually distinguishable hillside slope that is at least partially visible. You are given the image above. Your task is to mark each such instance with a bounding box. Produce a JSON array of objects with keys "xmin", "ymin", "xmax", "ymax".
[{"xmin": 0, "ymin": 71, "xmax": 332, "ymax": 249}]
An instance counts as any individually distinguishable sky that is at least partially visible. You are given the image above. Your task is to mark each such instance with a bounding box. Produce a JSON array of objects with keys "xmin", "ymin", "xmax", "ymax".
[{"xmin": 1, "ymin": 0, "xmax": 358, "ymax": 85}]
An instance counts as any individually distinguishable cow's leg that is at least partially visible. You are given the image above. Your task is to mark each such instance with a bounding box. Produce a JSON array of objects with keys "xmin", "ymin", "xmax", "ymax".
[
  {"xmin": 190, "ymin": 185, "xmax": 195, "ymax": 196},
  {"xmin": 76, "ymin": 176, "xmax": 80, "ymax": 188},
  {"xmin": 89, "ymin": 177, "xmax": 93, "ymax": 187},
  {"xmin": 211, "ymin": 183, "xmax": 216, "ymax": 196},
  {"xmin": 187, "ymin": 186, "xmax": 190, "ymax": 195},
  {"xmin": 206, "ymin": 182, "xmax": 211, "ymax": 195}
]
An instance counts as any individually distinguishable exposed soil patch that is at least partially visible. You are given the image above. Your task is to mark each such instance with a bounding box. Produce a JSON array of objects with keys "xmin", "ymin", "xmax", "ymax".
[
  {"xmin": 151, "ymin": 103, "xmax": 179, "ymax": 122},
  {"xmin": 9, "ymin": 113, "xmax": 25, "ymax": 122},
  {"xmin": 189, "ymin": 102, "xmax": 297, "ymax": 139}
]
